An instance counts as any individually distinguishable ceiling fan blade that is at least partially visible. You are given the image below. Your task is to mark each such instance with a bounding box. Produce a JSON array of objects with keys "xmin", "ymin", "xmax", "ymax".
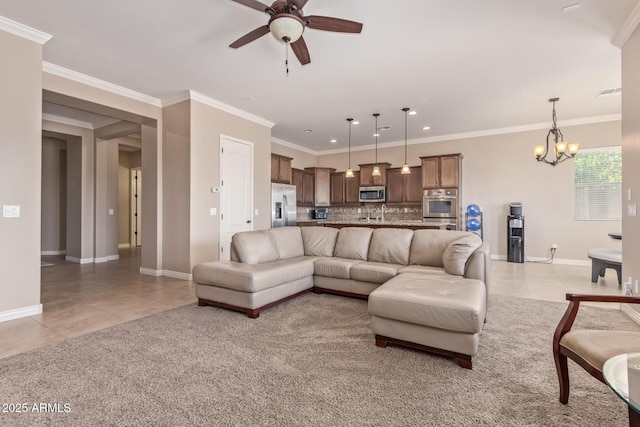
[
  {"xmin": 230, "ymin": 0, "xmax": 273, "ymax": 13},
  {"xmin": 305, "ymin": 16, "xmax": 363, "ymax": 33},
  {"xmin": 229, "ymin": 25, "xmax": 270, "ymax": 48},
  {"xmin": 291, "ymin": 37, "xmax": 311, "ymax": 65},
  {"xmin": 287, "ymin": 0, "xmax": 308, "ymax": 10}
]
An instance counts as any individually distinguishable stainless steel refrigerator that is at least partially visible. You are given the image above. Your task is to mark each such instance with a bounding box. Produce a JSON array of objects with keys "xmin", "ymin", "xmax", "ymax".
[{"xmin": 271, "ymin": 183, "xmax": 297, "ymax": 228}]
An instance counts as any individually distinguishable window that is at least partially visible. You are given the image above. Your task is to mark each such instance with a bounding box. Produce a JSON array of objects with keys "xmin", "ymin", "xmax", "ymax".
[{"xmin": 573, "ymin": 146, "xmax": 622, "ymax": 220}]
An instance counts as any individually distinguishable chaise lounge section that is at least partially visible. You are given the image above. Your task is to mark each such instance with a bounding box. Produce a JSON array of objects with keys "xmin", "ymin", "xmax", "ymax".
[{"xmin": 193, "ymin": 226, "xmax": 491, "ymax": 367}]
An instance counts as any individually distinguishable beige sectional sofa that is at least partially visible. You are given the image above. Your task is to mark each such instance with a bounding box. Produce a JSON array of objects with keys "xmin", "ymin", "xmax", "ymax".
[{"xmin": 193, "ymin": 226, "xmax": 490, "ymax": 368}]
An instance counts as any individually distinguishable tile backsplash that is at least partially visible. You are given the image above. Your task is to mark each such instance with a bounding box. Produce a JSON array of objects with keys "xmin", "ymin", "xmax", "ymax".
[{"xmin": 298, "ymin": 204, "xmax": 422, "ymax": 221}]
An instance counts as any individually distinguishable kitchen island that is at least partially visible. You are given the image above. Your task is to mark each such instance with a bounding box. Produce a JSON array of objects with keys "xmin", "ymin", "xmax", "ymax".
[{"xmin": 295, "ymin": 220, "xmax": 456, "ymax": 230}]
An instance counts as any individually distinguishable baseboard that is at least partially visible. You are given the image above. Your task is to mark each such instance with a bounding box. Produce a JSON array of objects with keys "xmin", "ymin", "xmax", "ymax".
[
  {"xmin": 118, "ymin": 243, "xmax": 132, "ymax": 249},
  {"xmin": 490, "ymin": 254, "xmax": 590, "ymax": 266},
  {"xmin": 162, "ymin": 270, "xmax": 193, "ymax": 281},
  {"xmin": 621, "ymin": 304, "xmax": 640, "ymax": 326},
  {"xmin": 107, "ymin": 254, "xmax": 120, "ymax": 261},
  {"xmin": 140, "ymin": 267, "xmax": 162, "ymax": 277},
  {"xmin": 65, "ymin": 256, "xmax": 94, "ymax": 264},
  {"xmin": 41, "ymin": 250, "xmax": 66, "ymax": 256},
  {"xmin": 0, "ymin": 304, "xmax": 43, "ymax": 323},
  {"xmin": 139, "ymin": 267, "xmax": 192, "ymax": 280}
]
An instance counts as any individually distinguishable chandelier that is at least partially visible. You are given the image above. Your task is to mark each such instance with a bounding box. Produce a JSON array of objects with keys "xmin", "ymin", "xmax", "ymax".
[{"xmin": 533, "ymin": 98, "xmax": 579, "ymax": 166}]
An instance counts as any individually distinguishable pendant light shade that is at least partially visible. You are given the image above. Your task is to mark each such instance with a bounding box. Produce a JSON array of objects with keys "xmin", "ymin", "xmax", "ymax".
[
  {"xmin": 345, "ymin": 118, "xmax": 354, "ymax": 178},
  {"xmin": 401, "ymin": 107, "xmax": 411, "ymax": 174},
  {"xmin": 372, "ymin": 113, "xmax": 381, "ymax": 176}
]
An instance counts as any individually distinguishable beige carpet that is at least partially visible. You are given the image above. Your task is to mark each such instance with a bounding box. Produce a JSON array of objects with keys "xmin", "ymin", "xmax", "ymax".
[{"xmin": 0, "ymin": 293, "xmax": 637, "ymax": 426}]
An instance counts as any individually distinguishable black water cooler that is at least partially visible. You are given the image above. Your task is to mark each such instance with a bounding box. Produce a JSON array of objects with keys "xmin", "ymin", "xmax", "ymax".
[{"xmin": 507, "ymin": 203, "xmax": 524, "ymax": 263}]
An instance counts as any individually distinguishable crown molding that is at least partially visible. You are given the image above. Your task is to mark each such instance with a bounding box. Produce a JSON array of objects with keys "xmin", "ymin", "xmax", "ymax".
[
  {"xmin": 0, "ymin": 16, "xmax": 51, "ymax": 44},
  {"xmin": 613, "ymin": 1, "xmax": 640, "ymax": 48},
  {"xmin": 272, "ymin": 137, "xmax": 320, "ymax": 155},
  {"xmin": 161, "ymin": 92, "xmax": 191, "ymax": 107},
  {"xmin": 42, "ymin": 62, "xmax": 163, "ymax": 107},
  {"xmin": 42, "ymin": 113, "xmax": 93, "ymax": 130},
  {"xmin": 316, "ymin": 114, "xmax": 622, "ymax": 155},
  {"xmin": 187, "ymin": 90, "xmax": 275, "ymax": 129}
]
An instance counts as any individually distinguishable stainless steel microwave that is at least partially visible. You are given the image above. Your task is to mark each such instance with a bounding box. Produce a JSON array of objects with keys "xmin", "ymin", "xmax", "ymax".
[{"xmin": 359, "ymin": 186, "xmax": 386, "ymax": 203}]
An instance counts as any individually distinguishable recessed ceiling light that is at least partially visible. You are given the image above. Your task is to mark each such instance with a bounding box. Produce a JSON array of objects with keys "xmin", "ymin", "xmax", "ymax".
[
  {"xmin": 303, "ymin": 129, "xmax": 312, "ymax": 133},
  {"xmin": 408, "ymin": 111, "xmax": 417, "ymax": 116},
  {"xmin": 330, "ymin": 139, "xmax": 337, "ymax": 143},
  {"xmin": 352, "ymin": 121, "xmax": 360, "ymax": 125},
  {"xmin": 373, "ymin": 133, "xmax": 380, "ymax": 137},
  {"xmin": 423, "ymin": 126, "xmax": 431, "ymax": 130}
]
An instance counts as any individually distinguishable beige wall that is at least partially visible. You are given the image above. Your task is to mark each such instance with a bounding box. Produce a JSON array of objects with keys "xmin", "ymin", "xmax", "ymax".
[
  {"xmin": 41, "ymin": 137, "xmax": 67, "ymax": 253},
  {"xmin": 622, "ymin": 25, "xmax": 640, "ymax": 303},
  {"xmin": 272, "ymin": 142, "xmax": 318, "ymax": 169},
  {"xmin": 317, "ymin": 120, "xmax": 621, "ymax": 262},
  {"xmin": 189, "ymin": 99, "xmax": 272, "ymax": 269},
  {"xmin": 0, "ymin": 31, "xmax": 43, "ymax": 313},
  {"xmin": 162, "ymin": 101, "xmax": 192, "ymax": 273}
]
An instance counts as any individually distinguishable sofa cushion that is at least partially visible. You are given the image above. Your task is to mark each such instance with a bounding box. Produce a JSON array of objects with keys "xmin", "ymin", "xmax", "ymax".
[
  {"xmin": 313, "ymin": 257, "xmax": 362, "ymax": 280},
  {"xmin": 301, "ymin": 226, "xmax": 339, "ymax": 257},
  {"xmin": 409, "ymin": 230, "xmax": 470, "ymax": 267},
  {"xmin": 368, "ymin": 228, "xmax": 413, "ymax": 265},
  {"xmin": 350, "ymin": 262, "xmax": 402, "ymax": 284},
  {"xmin": 270, "ymin": 226, "xmax": 304, "ymax": 260},
  {"xmin": 193, "ymin": 257, "xmax": 315, "ymax": 292},
  {"xmin": 232, "ymin": 230, "xmax": 279, "ymax": 264},
  {"xmin": 334, "ymin": 227, "xmax": 373, "ymax": 260},
  {"xmin": 398, "ymin": 265, "xmax": 448, "ymax": 276},
  {"xmin": 443, "ymin": 234, "xmax": 483, "ymax": 276}
]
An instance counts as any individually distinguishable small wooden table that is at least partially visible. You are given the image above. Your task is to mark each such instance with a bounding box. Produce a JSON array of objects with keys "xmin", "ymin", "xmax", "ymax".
[{"xmin": 603, "ymin": 353, "xmax": 640, "ymax": 427}]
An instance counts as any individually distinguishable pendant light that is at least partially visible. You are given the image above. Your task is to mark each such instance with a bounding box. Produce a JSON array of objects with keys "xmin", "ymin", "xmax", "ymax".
[
  {"xmin": 401, "ymin": 107, "xmax": 411, "ymax": 174},
  {"xmin": 372, "ymin": 113, "xmax": 381, "ymax": 176},
  {"xmin": 345, "ymin": 118, "xmax": 355, "ymax": 178}
]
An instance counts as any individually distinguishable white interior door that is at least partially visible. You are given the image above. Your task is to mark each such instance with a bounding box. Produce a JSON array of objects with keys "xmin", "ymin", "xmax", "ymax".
[{"xmin": 220, "ymin": 137, "xmax": 253, "ymax": 260}]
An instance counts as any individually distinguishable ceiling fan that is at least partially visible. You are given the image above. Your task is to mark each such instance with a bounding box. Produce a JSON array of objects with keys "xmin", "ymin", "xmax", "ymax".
[{"xmin": 229, "ymin": 0, "xmax": 363, "ymax": 66}]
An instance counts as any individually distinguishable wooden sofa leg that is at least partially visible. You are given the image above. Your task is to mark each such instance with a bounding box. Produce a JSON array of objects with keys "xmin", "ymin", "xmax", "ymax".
[
  {"xmin": 375, "ymin": 335, "xmax": 388, "ymax": 348},
  {"xmin": 197, "ymin": 299, "xmax": 207, "ymax": 307},
  {"xmin": 456, "ymin": 357, "xmax": 472, "ymax": 370},
  {"xmin": 247, "ymin": 309, "xmax": 260, "ymax": 319}
]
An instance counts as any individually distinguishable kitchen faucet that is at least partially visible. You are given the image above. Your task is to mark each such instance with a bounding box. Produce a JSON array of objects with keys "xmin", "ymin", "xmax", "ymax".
[
  {"xmin": 366, "ymin": 206, "xmax": 371, "ymax": 223},
  {"xmin": 381, "ymin": 204, "xmax": 386, "ymax": 223}
]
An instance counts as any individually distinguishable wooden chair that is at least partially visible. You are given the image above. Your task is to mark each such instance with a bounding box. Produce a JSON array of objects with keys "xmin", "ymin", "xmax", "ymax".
[{"xmin": 553, "ymin": 293, "xmax": 640, "ymax": 404}]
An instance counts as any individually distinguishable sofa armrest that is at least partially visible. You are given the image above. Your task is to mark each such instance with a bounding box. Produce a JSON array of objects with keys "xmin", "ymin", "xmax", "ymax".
[{"xmin": 464, "ymin": 243, "xmax": 491, "ymax": 293}]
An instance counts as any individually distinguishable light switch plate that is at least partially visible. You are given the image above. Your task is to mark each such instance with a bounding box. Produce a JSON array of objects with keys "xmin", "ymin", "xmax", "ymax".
[
  {"xmin": 3, "ymin": 205, "xmax": 20, "ymax": 218},
  {"xmin": 210, "ymin": 208, "xmax": 217, "ymax": 216},
  {"xmin": 629, "ymin": 204, "xmax": 637, "ymax": 217},
  {"xmin": 108, "ymin": 209, "xmax": 114, "ymax": 215}
]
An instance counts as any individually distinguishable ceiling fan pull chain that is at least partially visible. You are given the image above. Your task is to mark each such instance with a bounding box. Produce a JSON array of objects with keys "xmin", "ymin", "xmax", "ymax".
[{"xmin": 285, "ymin": 43, "xmax": 289, "ymax": 77}]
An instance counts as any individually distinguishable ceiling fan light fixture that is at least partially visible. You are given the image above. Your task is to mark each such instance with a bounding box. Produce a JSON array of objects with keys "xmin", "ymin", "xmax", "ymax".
[{"xmin": 269, "ymin": 14, "xmax": 304, "ymax": 44}]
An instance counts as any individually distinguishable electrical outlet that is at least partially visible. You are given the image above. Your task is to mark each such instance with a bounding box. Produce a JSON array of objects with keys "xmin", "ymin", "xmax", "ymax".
[{"xmin": 551, "ymin": 244, "xmax": 558, "ymax": 249}]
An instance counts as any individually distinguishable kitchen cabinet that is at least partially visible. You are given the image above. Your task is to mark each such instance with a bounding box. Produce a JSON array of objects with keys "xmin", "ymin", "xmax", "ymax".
[
  {"xmin": 293, "ymin": 168, "xmax": 315, "ymax": 206},
  {"xmin": 420, "ymin": 154, "xmax": 462, "ymax": 189},
  {"xmin": 271, "ymin": 153, "xmax": 292, "ymax": 184},
  {"xmin": 305, "ymin": 167, "xmax": 335, "ymax": 206},
  {"xmin": 359, "ymin": 163, "xmax": 391, "ymax": 186},
  {"xmin": 330, "ymin": 171, "xmax": 360, "ymax": 205},
  {"xmin": 386, "ymin": 167, "xmax": 422, "ymax": 204}
]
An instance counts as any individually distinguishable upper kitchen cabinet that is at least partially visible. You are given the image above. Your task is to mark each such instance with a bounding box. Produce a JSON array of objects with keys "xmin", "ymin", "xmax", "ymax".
[
  {"xmin": 359, "ymin": 163, "xmax": 391, "ymax": 186},
  {"xmin": 271, "ymin": 153, "xmax": 293, "ymax": 184},
  {"xmin": 305, "ymin": 167, "xmax": 335, "ymax": 206},
  {"xmin": 420, "ymin": 154, "xmax": 463, "ymax": 189},
  {"xmin": 386, "ymin": 167, "xmax": 422, "ymax": 204},
  {"xmin": 330, "ymin": 171, "xmax": 360, "ymax": 205},
  {"xmin": 292, "ymin": 168, "xmax": 315, "ymax": 206}
]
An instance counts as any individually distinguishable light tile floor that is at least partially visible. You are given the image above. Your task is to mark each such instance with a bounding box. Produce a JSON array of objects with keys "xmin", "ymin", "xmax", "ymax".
[{"xmin": 0, "ymin": 250, "xmax": 627, "ymax": 360}]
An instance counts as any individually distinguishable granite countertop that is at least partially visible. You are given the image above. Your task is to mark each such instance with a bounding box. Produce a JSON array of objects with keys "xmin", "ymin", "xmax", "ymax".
[{"xmin": 311, "ymin": 219, "xmax": 455, "ymax": 228}]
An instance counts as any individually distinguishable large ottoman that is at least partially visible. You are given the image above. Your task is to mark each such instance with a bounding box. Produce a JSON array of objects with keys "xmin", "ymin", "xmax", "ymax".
[{"xmin": 368, "ymin": 273, "xmax": 487, "ymax": 369}]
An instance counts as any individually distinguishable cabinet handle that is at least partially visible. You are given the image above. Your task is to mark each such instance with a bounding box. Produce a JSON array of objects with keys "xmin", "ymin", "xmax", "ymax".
[{"xmin": 246, "ymin": 220, "xmax": 252, "ymax": 224}]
